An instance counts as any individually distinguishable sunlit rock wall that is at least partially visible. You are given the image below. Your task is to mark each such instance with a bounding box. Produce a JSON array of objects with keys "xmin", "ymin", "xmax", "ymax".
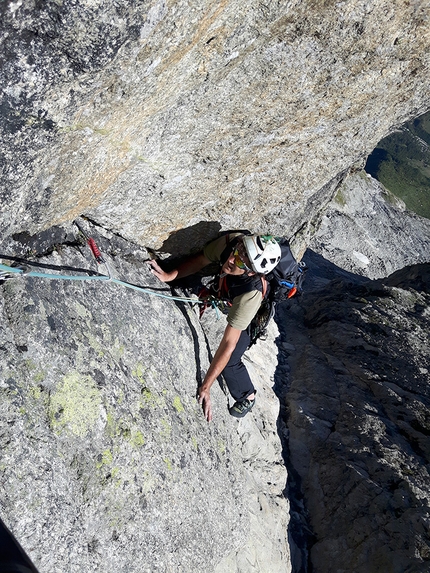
[
  {"xmin": 1, "ymin": 0, "xmax": 429, "ymax": 249},
  {"xmin": 310, "ymin": 171, "xmax": 430, "ymax": 279},
  {"xmin": 0, "ymin": 224, "xmax": 289, "ymax": 573}
]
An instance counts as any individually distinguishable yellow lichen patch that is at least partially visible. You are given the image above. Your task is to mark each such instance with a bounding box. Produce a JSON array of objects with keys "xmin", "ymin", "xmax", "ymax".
[
  {"xmin": 132, "ymin": 363, "xmax": 145, "ymax": 384},
  {"xmin": 106, "ymin": 410, "xmax": 119, "ymax": 438},
  {"xmin": 24, "ymin": 359, "xmax": 37, "ymax": 371},
  {"xmin": 139, "ymin": 385, "xmax": 165, "ymax": 410},
  {"xmin": 173, "ymin": 396, "xmax": 184, "ymax": 413},
  {"xmin": 33, "ymin": 371, "xmax": 46, "ymax": 383},
  {"xmin": 160, "ymin": 418, "xmax": 171, "ymax": 440},
  {"xmin": 74, "ymin": 302, "xmax": 91, "ymax": 318},
  {"xmin": 140, "ymin": 387, "xmax": 153, "ymax": 405},
  {"xmin": 97, "ymin": 449, "xmax": 113, "ymax": 469},
  {"xmin": 29, "ymin": 386, "xmax": 42, "ymax": 400},
  {"xmin": 334, "ymin": 187, "xmax": 347, "ymax": 207},
  {"xmin": 218, "ymin": 440, "xmax": 226, "ymax": 455},
  {"xmin": 105, "ymin": 409, "xmax": 145, "ymax": 447},
  {"xmin": 116, "ymin": 388, "xmax": 124, "ymax": 405},
  {"xmin": 85, "ymin": 332, "xmax": 105, "ymax": 357},
  {"xmin": 130, "ymin": 428, "xmax": 145, "ymax": 447},
  {"xmin": 24, "ymin": 360, "xmax": 47, "ymax": 385},
  {"xmin": 49, "ymin": 371, "xmax": 101, "ymax": 437}
]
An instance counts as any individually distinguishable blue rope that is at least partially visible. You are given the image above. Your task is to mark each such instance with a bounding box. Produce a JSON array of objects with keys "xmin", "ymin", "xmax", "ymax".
[
  {"xmin": 212, "ymin": 300, "xmax": 220, "ymax": 320},
  {"xmin": 0, "ymin": 263, "xmax": 199, "ymax": 303}
]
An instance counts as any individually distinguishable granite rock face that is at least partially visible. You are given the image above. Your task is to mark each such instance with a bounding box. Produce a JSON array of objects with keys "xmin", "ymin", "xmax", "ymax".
[
  {"xmin": 0, "ymin": 222, "xmax": 289, "ymax": 573},
  {"xmin": 276, "ymin": 256, "xmax": 430, "ymax": 571},
  {"xmin": 310, "ymin": 170, "xmax": 430, "ymax": 279},
  {"xmin": 277, "ymin": 173, "xmax": 430, "ymax": 571},
  {"xmin": 2, "ymin": 1, "xmax": 430, "ymax": 571},
  {"xmin": 1, "ymin": 0, "xmax": 429, "ymax": 252},
  {"xmin": 213, "ymin": 320, "xmax": 291, "ymax": 573}
]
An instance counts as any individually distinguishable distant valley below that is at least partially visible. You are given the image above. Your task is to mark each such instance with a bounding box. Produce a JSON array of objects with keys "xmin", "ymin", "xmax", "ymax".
[{"xmin": 365, "ymin": 109, "xmax": 430, "ymax": 219}]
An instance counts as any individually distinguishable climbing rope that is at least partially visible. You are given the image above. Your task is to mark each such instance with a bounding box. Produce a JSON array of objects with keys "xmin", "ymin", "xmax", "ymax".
[
  {"xmin": 0, "ymin": 220, "xmax": 201, "ymax": 304},
  {"xmin": 0, "ymin": 262, "xmax": 201, "ymax": 303}
]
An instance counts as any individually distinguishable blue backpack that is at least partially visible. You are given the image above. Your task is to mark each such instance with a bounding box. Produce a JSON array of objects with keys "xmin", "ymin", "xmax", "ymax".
[
  {"xmin": 267, "ymin": 237, "xmax": 307, "ymax": 301},
  {"xmin": 248, "ymin": 237, "xmax": 307, "ymax": 346}
]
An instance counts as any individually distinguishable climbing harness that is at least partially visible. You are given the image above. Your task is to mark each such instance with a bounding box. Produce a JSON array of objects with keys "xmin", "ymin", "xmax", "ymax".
[
  {"xmin": 0, "ymin": 221, "xmax": 199, "ymax": 304},
  {"xmin": 196, "ymin": 286, "xmax": 232, "ymax": 320}
]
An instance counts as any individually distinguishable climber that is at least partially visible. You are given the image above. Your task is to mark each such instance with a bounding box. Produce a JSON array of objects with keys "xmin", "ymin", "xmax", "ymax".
[{"xmin": 148, "ymin": 232, "xmax": 281, "ymax": 422}]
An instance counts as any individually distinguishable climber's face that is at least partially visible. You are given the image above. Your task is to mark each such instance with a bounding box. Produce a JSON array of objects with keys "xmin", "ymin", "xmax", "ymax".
[{"xmin": 221, "ymin": 241, "xmax": 254, "ymax": 276}]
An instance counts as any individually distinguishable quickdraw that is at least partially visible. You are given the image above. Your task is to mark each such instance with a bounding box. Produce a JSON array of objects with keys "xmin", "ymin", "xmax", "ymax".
[{"xmin": 0, "ymin": 220, "xmax": 199, "ymax": 305}]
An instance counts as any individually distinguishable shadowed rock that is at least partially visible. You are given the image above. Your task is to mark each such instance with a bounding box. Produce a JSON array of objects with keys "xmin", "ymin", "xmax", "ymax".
[{"xmin": 276, "ymin": 257, "xmax": 430, "ymax": 573}]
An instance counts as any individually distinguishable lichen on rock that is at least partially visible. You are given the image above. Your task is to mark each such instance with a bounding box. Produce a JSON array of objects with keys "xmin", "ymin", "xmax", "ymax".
[
  {"xmin": 49, "ymin": 371, "xmax": 102, "ymax": 437},
  {"xmin": 0, "ymin": 224, "xmax": 288, "ymax": 572},
  {"xmin": 1, "ymin": 0, "xmax": 430, "ymax": 571}
]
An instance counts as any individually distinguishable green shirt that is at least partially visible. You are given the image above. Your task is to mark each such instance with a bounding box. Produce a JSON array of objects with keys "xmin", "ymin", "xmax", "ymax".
[{"xmin": 203, "ymin": 234, "xmax": 263, "ymax": 331}]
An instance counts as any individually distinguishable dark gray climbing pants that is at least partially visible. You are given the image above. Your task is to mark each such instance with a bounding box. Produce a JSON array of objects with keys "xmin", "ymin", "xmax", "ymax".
[{"xmin": 221, "ymin": 329, "xmax": 255, "ymax": 402}]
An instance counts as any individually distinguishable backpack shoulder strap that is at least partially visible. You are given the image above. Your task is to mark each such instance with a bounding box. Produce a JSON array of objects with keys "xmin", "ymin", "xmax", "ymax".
[{"xmin": 224, "ymin": 274, "xmax": 264, "ymax": 300}]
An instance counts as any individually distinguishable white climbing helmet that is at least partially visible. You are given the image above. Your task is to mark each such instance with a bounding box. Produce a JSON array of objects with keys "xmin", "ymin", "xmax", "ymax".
[{"xmin": 242, "ymin": 235, "xmax": 281, "ymax": 274}]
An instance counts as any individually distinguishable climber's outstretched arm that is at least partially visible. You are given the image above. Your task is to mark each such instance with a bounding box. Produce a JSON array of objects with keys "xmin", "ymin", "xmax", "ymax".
[
  {"xmin": 148, "ymin": 252, "xmax": 211, "ymax": 283},
  {"xmin": 197, "ymin": 325, "xmax": 242, "ymax": 422}
]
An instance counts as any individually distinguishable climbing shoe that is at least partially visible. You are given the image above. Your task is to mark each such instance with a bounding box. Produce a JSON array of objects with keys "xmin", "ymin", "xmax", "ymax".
[{"xmin": 229, "ymin": 397, "xmax": 255, "ymax": 418}]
